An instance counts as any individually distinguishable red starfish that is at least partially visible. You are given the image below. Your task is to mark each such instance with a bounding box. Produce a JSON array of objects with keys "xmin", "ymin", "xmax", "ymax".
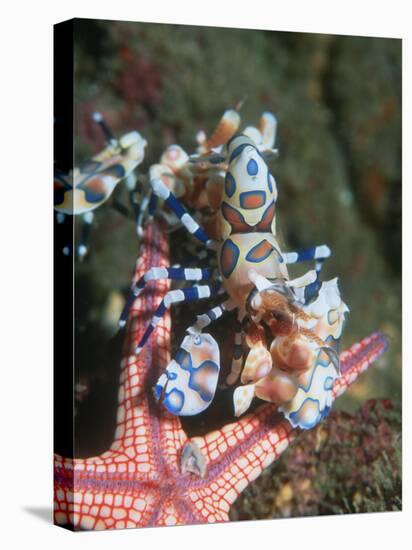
[{"xmin": 54, "ymin": 222, "xmax": 388, "ymax": 530}]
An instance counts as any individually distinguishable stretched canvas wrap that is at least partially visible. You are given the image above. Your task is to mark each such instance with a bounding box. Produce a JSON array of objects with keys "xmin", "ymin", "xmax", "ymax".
[{"xmin": 53, "ymin": 18, "xmax": 402, "ymax": 531}]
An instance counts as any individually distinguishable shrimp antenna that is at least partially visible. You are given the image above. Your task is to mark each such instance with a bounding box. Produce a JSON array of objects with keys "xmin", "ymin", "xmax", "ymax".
[
  {"xmin": 92, "ymin": 111, "xmax": 114, "ymax": 143},
  {"xmin": 235, "ymin": 95, "xmax": 248, "ymax": 111}
]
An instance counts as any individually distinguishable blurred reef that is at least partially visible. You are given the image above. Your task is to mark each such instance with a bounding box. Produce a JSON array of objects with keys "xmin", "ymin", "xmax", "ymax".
[
  {"xmin": 68, "ymin": 19, "xmax": 401, "ymax": 516},
  {"xmin": 231, "ymin": 399, "xmax": 401, "ymax": 519}
]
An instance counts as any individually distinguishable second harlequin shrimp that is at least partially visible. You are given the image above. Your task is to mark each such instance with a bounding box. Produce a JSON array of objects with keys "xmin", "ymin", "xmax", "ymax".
[{"xmin": 54, "ymin": 112, "xmax": 147, "ymax": 258}]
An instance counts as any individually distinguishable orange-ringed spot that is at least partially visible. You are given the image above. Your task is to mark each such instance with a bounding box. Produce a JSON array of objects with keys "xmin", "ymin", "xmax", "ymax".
[
  {"xmin": 239, "ymin": 191, "xmax": 266, "ymax": 209},
  {"xmin": 80, "ymin": 176, "xmax": 108, "ymax": 204},
  {"xmin": 225, "ymin": 172, "xmax": 236, "ymax": 197},
  {"xmin": 245, "ymin": 239, "xmax": 276, "ymax": 263},
  {"xmin": 220, "ymin": 239, "xmax": 240, "ymax": 278}
]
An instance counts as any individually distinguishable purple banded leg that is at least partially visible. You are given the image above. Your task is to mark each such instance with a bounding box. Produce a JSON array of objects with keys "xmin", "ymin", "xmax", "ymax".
[
  {"xmin": 186, "ymin": 298, "xmax": 237, "ymax": 334},
  {"xmin": 148, "ymin": 191, "xmax": 158, "ymax": 217},
  {"xmin": 134, "ymin": 190, "xmax": 157, "ymax": 236},
  {"xmin": 134, "ymin": 193, "xmax": 150, "ymax": 238},
  {"xmin": 303, "ymin": 260, "xmax": 327, "ymax": 303},
  {"xmin": 119, "ymin": 267, "xmax": 214, "ymax": 328},
  {"xmin": 282, "ymin": 244, "xmax": 331, "ymax": 269},
  {"xmin": 150, "ymin": 178, "xmax": 214, "ymax": 248},
  {"xmin": 129, "ymin": 178, "xmax": 150, "ymax": 238},
  {"xmin": 189, "ymin": 152, "xmax": 226, "ymax": 165},
  {"xmin": 92, "ymin": 111, "xmax": 114, "ymax": 143},
  {"xmin": 283, "ymin": 245, "xmax": 331, "ymax": 303},
  {"xmin": 135, "ymin": 283, "xmax": 221, "ymax": 355}
]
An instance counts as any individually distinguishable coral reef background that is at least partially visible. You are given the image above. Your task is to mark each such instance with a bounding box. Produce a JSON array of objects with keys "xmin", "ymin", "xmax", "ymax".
[{"xmin": 67, "ymin": 19, "xmax": 402, "ymax": 517}]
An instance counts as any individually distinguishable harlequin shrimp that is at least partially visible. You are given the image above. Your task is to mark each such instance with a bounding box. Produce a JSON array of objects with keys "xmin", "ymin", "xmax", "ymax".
[
  {"xmin": 119, "ymin": 115, "xmax": 347, "ymax": 430},
  {"xmin": 129, "ymin": 107, "xmax": 278, "ymax": 241},
  {"xmin": 54, "ymin": 112, "xmax": 147, "ymax": 257}
]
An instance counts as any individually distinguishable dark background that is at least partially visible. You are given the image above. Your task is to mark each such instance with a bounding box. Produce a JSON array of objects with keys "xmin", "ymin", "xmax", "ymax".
[{"xmin": 70, "ymin": 19, "xmax": 402, "ymax": 518}]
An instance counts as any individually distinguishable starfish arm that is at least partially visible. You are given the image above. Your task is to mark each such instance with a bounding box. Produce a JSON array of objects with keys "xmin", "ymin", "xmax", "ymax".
[
  {"xmin": 110, "ymin": 222, "xmax": 187, "ymax": 462},
  {"xmin": 185, "ymin": 331, "xmax": 388, "ymax": 521},
  {"xmin": 111, "ymin": 223, "xmax": 168, "ymax": 448},
  {"xmin": 54, "ymin": 452, "xmax": 165, "ymax": 529},
  {"xmin": 333, "ymin": 331, "xmax": 388, "ymax": 398},
  {"xmin": 184, "ymin": 408, "xmax": 293, "ymax": 522},
  {"xmin": 54, "ymin": 222, "xmax": 190, "ymax": 530}
]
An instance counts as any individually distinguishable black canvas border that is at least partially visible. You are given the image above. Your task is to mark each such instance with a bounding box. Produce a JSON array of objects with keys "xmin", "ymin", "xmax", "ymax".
[{"xmin": 53, "ymin": 20, "xmax": 75, "ymax": 521}]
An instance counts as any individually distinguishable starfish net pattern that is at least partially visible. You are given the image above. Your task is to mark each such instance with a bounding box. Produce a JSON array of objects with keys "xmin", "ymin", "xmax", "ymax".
[{"xmin": 54, "ymin": 222, "xmax": 388, "ymax": 530}]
